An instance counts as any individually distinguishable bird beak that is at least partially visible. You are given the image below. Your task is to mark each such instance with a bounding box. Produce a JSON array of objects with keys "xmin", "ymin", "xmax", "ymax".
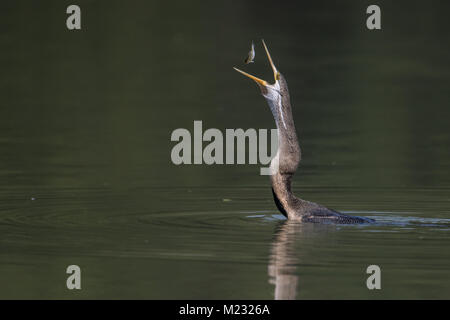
[
  {"xmin": 234, "ymin": 39, "xmax": 280, "ymax": 87},
  {"xmin": 233, "ymin": 68, "xmax": 268, "ymax": 87}
]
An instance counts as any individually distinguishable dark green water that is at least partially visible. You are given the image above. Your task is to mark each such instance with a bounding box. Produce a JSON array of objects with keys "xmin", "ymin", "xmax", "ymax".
[{"xmin": 1, "ymin": 1, "xmax": 450, "ymax": 299}]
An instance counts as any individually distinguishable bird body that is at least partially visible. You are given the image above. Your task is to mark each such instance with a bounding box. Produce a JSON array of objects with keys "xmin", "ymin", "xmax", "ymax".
[{"xmin": 234, "ymin": 40, "xmax": 373, "ymax": 224}]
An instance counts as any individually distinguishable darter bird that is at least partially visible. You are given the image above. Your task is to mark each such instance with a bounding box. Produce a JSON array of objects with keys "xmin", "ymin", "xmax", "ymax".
[{"xmin": 234, "ymin": 40, "xmax": 374, "ymax": 224}]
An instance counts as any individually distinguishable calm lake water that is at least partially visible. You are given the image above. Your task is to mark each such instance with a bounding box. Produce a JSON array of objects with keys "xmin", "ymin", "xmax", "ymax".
[{"xmin": 1, "ymin": 1, "xmax": 450, "ymax": 299}]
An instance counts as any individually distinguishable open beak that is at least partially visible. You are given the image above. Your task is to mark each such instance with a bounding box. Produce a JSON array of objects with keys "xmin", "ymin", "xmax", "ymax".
[{"xmin": 234, "ymin": 39, "xmax": 279, "ymax": 87}]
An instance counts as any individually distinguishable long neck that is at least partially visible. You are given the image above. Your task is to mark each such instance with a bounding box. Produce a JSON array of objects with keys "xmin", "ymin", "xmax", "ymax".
[{"xmin": 269, "ymin": 78, "xmax": 302, "ymax": 218}]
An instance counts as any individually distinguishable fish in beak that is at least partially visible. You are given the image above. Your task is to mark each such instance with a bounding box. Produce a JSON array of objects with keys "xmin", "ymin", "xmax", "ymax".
[
  {"xmin": 244, "ymin": 41, "xmax": 255, "ymax": 64},
  {"xmin": 234, "ymin": 39, "xmax": 281, "ymax": 96}
]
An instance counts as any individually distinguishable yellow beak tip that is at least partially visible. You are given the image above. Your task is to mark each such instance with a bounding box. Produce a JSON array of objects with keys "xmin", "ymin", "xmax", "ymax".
[{"xmin": 233, "ymin": 67, "xmax": 267, "ymax": 87}]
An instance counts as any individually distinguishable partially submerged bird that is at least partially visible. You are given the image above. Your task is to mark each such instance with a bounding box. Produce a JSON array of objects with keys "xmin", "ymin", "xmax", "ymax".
[
  {"xmin": 234, "ymin": 40, "xmax": 373, "ymax": 224},
  {"xmin": 244, "ymin": 41, "xmax": 255, "ymax": 64}
]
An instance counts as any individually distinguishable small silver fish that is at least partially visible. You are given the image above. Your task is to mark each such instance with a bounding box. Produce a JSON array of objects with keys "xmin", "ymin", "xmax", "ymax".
[{"xmin": 244, "ymin": 41, "xmax": 255, "ymax": 64}]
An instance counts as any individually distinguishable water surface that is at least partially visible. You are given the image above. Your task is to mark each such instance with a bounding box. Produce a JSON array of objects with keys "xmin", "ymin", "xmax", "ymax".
[{"xmin": 1, "ymin": 1, "xmax": 450, "ymax": 299}]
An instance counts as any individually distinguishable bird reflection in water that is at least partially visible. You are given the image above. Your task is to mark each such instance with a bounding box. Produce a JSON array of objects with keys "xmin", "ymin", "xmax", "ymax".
[{"xmin": 268, "ymin": 220, "xmax": 334, "ymax": 299}]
